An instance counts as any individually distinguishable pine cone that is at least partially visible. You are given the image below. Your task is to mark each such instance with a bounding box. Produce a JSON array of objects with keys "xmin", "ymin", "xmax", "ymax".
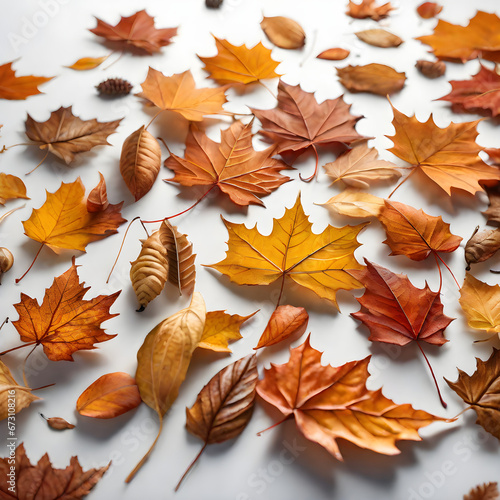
[
  {"xmin": 206, "ymin": 0, "xmax": 223, "ymax": 8},
  {"xmin": 96, "ymin": 78, "xmax": 132, "ymax": 96}
]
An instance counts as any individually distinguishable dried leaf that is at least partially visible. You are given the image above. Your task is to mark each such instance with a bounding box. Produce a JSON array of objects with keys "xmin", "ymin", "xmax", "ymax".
[
  {"xmin": 486, "ymin": 149, "xmax": 500, "ymax": 165},
  {"xmin": 0, "ymin": 360, "xmax": 40, "ymax": 420},
  {"xmin": 198, "ymin": 310, "xmax": 257, "ymax": 352},
  {"xmin": 90, "ymin": 10, "xmax": 177, "ymax": 54},
  {"xmin": 257, "ymin": 336, "xmax": 444, "ymax": 459},
  {"xmin": 0, "ymin": 443, "xmax": 109, "ymax": 499},
  {"xmin": 25, "ymin": 106, "xmax": 122, "ymax": 165},
  {"xmin": 464, "ymin": 482, "xmax": 500, "ymax": 500},
  {"xmin": 415, "ymin": 60, "xmax": 446, "ymax": 79},
  {"xmin": 323, "ymin": 143, "xmax": 401, "ymax": 188},
  {"xmin": 483, "ymin": 183, "xmax": 500, "ymax": 226},
  {"xmin": 87, "ymin": 172, "xmax": 109, "ymax": 213},
  {"xmin": 0, "ymin": 61, "xmax": 53, "ymax": 100},
  {"xmin": 164, "ymin": 119, "xmax": 291, "ymax": 207},
  {"xmin": 42, "ymin": 415, "xmax": 75, "ymax": 430},
  {"xmin": 316, "ymin": 48, "xmax": 350, "ymax": 60},
  {"xmin": 11, "ymin": 257, "xmax": 120, "ymax": 362},
  {"xmin": 321, "ymin": 189, "xmax": 385, "ymax": 218},
  {"xmin": 77, "ymin": 372, "xmax": 141, "ymax": 419},
  {"xmin": 338, "ymin": 64, "xmax": 406, "ymax": 95},
  {"xmin": 66, "ymin": 56, "xmax": 109, "ymax": 71},
  {"xmin": 260, "ymin": 16, "xmax": 306, "ymax": 50},
  {"xmin": 0, "ymin": 173, "xmax": 29, "ymax": 205},
  {"xmin": 208, "ymin": 194, "xmax": 366, "ymax": 309},
  {"xmin": 416, "ymin": 2, "xmax": 443, "ymax": 19},
  {"xmin": 136, "ymin": 68, "xmax": 228, "ymax": 121},
  {"xmin": 254, "ymin": 305, "xmax": 308, "ymax": 349},
  {"xmin": 465, "ymin": 227, "xmax": 500, "ymax": 270},
  {"xmin": 446, "ymin": 348, "xmax": 500, "ymax": 440},
  {"xmin": 199, "ymin": 36, "xmax": 281, "ymax": 86},
  {"xmin": 387, "ymin": 102, "xmax": 500, "ymax": 196},
  {"xmin": 355, "ymin": 29, "xmax": 403, "ymax": 48},
  {"xmin": 120, "ymin": 126, "xmax": 161, "ymax": 201},
  {"xmin": 346, "ymin": 0, "xmax": 393, "ymax": 21}
]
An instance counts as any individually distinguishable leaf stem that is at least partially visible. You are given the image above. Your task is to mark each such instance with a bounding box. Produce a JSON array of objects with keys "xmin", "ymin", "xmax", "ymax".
[
  {"xmin": 299, "ymin": 144, "xmax": 319, "ymax": 182},
  {"xmin": 416, "ymin": 341, "xmax": 447, "ymax": 409},
  {"xmin": 276, "ymin": 274, "xmax": 286, "ymax": 308},
  {"xmin": 31, "ymin": 383, "xmax": 55, "ymax": 392},
  {"xmin": 434, "ymin": 252, "xmax": 443, "ymax": 293},
  {"xmin": 22, "ymin": 344, "xmax": 37, "ymax": 387},
  {"xmin": 434, "ymin": 252, "xmax": 460, "ymax": 290},
  {"xmin": 256, "ymin": 414, "xmax": 292, "ymax": 436},
  {"xmin": 174, "ymin": 442, "xmax": 207, "ymax": 492},
  {"xmin": 387, "ymin": 167, "xmax": 417, "ymax": 198},
  {"xmin": 145, "ymin": 110, "xmax": 164, "ymax": 131},
  {"xmin": 0, "ymin": 341, "xmax": 36, "ymax": 356},
  {"xmin": 26, "ymin": 150, "xmax": 49, "ymax": 175},
  {"xmin": 101, "ymin": 51, "xmax": 122, "ymax": 70},
  {"xmin": 16, "ymin": 242, "xmax": 44, "ymax": 283},
  {"xmin": 258, "ymin": 81, "xmax": 277, "ymax": 100},
  {"xmin": 447, "ymin": 406, "xmax": 471, "ymax": 422},
  {"xmin": 0, "ymin": 318, "xmax": 8, "ymax": 330}
]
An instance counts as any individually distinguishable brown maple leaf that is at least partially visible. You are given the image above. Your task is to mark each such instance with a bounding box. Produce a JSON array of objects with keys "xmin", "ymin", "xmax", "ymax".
[
  {"xmin": 0, "ymin": 443, "xmax": 109, "ymax": 499},
  {"xmin": 257, "ymin": 336, "xmax": 444, "ymax": 460},
  {"xmin": 438, "ymin": 65, "xmax": 500, "ymax": 117},
  {"xmin": 25, "ymin": 106, "xmax": 122, "ymax": 166},
  {"xmin": 464, "ymin": 482, "xmax": 500, "ymax": 500},
  {"xmin": 251, "ymin": 80, "xmax": 367, "ymax": 181},
  {"xmin": 337, "ymin": 64, "xmax": 406, "ymax": 96},
  {"xmin": 417, "ymin": 11, "xmax": 500, "ymax": 63},
  {"xmin": 164, "ymin": 119, "xmax": 291, "ymax": 207},
  {"xmin": 89, "ymin": 9, "xmax": 177, "ymax": 54},
  {"xmin": 0, "ymin": 61, "xmax": 52, "ymax": 100},
  {"xmin": 346, "ymin": 0, "xmax": 394, "ymax": 21}
]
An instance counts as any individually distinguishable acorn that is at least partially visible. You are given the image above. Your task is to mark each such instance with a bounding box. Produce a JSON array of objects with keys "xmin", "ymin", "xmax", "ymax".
[
  {"xmin": 0, "ymin": 247, "xmax": 13, "ymax": 284},
  {"xmin": 96, "ymin": 78, "xmax": 133, "ymax": 97}
]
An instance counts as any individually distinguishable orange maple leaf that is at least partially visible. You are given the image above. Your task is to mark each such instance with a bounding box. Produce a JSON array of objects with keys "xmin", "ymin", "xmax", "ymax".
[
  {"xmin": 0, "ymin": 61, "xmax": 52, "ymax": 100},
  {"xmin": 89, "ymin": 10, "xmax": 177, "ymax": 54},
  {"xmin": 164, "ymin": 119, "xmax": 291, "ymax": 207},
  {"xmin": 257, "ymin": 336, "xmax": 444, "ymax": 459},
  {"xmin": 346, "ymin": 0, "xmax": 394, "ymax": 21}
]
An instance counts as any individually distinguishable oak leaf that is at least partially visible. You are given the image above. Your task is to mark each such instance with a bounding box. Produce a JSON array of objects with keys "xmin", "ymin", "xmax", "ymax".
[
  {"xmin": 386, "ymin": 102, "xmax": 500, "ymax": 196},
  {"xmin": 355, "ymin": 29, "xmax": 403, "ymax": 48},
  {"xmin": 323, "ymin": 143, "xmax": 401, "ymax": 188},
  {"xmin": 0, "ymin": 173, "xmax": 29, "ymax": 205},
  {"xmin": 346, "ymin": 0, "xmax": 393, "ymax": 21},
  {"xmin": 464, "ymin": 226, "xmax": 500, "ymax": 270},
  {"xmin": 207, "ymin": 194, "xmax": 366, "ymax": 309},
  {"xmin": 417, "ymin": 11, "xmax": 500, "ymax": 63},
  {"xmin": 260, "ymin": 16, "xmax": 305, "ymax": 50},
  {"xmin": 251, "ymin": 80, "xmax": 367, "ymax": 180},
  {"xmin": 76, "ymin": 372, "xmax": 141, "ymax": 419},
  {"xmin": 438, "ymin": 65, "xmax": 500, "ymax": 117},
  {"xmin": 416, "ymin": 2, "xmax": 442, "ymax": 19},
  {"xmin": 25, "ymin": 106, "xmax": 122, "ymax": 165},
  {"xmin": 136, "ymin": 68, "xmax": 228, "ymax": 121},
  {"xmin": 459, "ymin": 273, "xmax": 500, "ymax": 340},
  {"xmin": 198, "ymin": 36, "xmax": 281, "ymax": 86},
  {"xmin": 177, "ymin": 354, "xmax": 257, "ymax": 490},
  {"xmin": 257, "ymin": 336, "xmax": 444, "ymax": 460},
  {"xmin": 464, "ymin": 482, "xmax": 499, "ymax": 500},
  {"xmin": 9, "ymin": 257, "xmax": 120, "ymax": 362},
  {"xmin": 0, "ymin": 61, "xmax": 52, "ymax": 100},
  {"xmin": 0, "ymin": 443, "xmax": 109, "ymax": 499},
  {"xmin": 0, "ymin": 360, "xmax": 40, "ymax": 420},
  {"xmin": 316, "ymin": 48, "xmax": 350, "ymax": 61},
  {"xmin": 446, "ymin": 348, "xmax": 500, "ymax": 440},
  {"xmin": 198, "ymin": 310, "xmax": 257, "ymax": 353},
  {"xmin": 164, "ymin": 119, "xmax": 291, "ymax": 207},
  {"xmin": 89, "ymin": 10, "xmax": 177, "ymax": 54}
]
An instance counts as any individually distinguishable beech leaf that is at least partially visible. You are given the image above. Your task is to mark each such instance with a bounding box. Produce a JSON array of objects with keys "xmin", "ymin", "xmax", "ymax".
[
  {"xmin": 316, "ymin": 48, "xmax": 350, "ymax": 61},
  {"xmin": 66, "ymin": 56, "xmax": 109, "ymax": 71},
  {"xmin": 321, "ymin": 190, "xmax": 385, "ymax": 218},
  {"xmin": 416, "ymin": 2, "xmax": 443, "ymax": 19},
  {"xmin": 260, "ymin": 16, "xmax": 306, "ymax": 50},
  {"xmin": 355, "ymin": 29, "xmax": 403, "ymax": 48},
  {"xmin": 464, "ymin": 227, "xmax": 500, "ymax": 270},
  {"xmin": 338, "ymin": 64, "xmax": 406, "ymax": 96}
]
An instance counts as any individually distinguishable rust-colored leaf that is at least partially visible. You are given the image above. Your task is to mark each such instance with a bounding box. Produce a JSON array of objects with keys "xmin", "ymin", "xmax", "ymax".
[
  {"xmin": 355, "ymin": 29, "xmax": 403, "ymax": 48},
  {"xmin": 86, "ymin": 172, "xmax": 109, "ymax": 213},
  {"xmin": 254, "ymin": 305, "xmax": 308, "ymax": 349},
  {"xmin": 346, "ymin": 0, "xmax": 393, "ymax": 21},
  {"xmin": 66, "ymin": 56, "xmax": 109, "ymax": 71},
  {"xmin": 260, "ymin": 16, "xmax": 305, "ymax": 50},
  {"xmin": 464, "ymin": 482, "xmax": 499, "ymax": 500},
  {"xmin": 0, "ymin": 61, "xmax": 52, "ymax": 100},
  {"xmin": 257, "ymin": 336, "xmax": 444, "ymax": 459},
  {"xmin": 316, "ymin": 48, "xmax": 350, "ymax": 61},
  {"xmin": 486, "ymin": 149, "xmax": 500, "ymax": 165},
  {"xmin": 446, "ymin": 348, "xmax": 500, "ymax": 440},
  {"xmin": 0, "ymin": 173, "xmax": 29, "ymax": 205},
  {"xmin": 90, "ymin": 10, "xmax": 177, "ymax": 54},
  {"xmin": 321, "ymin": 189, "xmax": 385, "ymax": 218},
  {"xmin": 338, "ymin": 64, "xmax": 406, "ymax": 95},
  {"xmin": 415, "ymin": 60, "xmax": 446, "ymax": 79},
  {"xmin": 416, "ymin": 2, "xmax": 442, "ymax": 19},
  {"xmin": 77, "ymin": 372, "xmax": 141, "ymax": 419},
  {"xmin": 0, "ymin": 443, "xmax": 109, "ymax": 499},
  {"xmin": 164, "ymin": 119, "xmax": 291, "ymax": 207},
  {"xmin": 41, "ymin": 414, "xmax": 75, "ymax": 430},
  {"xmin": 465, "ymin": 226, "xmax": 500, "ymax": 270},
  {"xmin": 483, "ymin": 183, "xmax": 500, "ymax": 226},
  {"xmin": 25, "ymin": 106, "xmax": 122, "ymax": 165}
]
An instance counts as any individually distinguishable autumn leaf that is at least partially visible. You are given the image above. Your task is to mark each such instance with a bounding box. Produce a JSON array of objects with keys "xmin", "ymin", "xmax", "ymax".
[
  {"xmin": 386, "ymin": 102, "xmax": 500, "ymax": 196},
  {"xmin": 87, "ymin": 172, "xmax": 109, "ymax": 212},
  {"xmin": 483, "ymin": 183, "xmax": 500, "ymax": 226},
  {"xmin": 3, "ymin": 257, "xmax": 120, "ymax": 365},
  {"xmin": 0, "ymin": 360, "xmax": 40, "ymax": 420},
  {"xmin": 416, "ymin": 2, "xmax": 442, "ymax": 19},
  {"xmin": 323, "ymin": 143, "xmax": 401, "ymax": 188},
  {"xmin": 0, "ymin": 61, "xmax": 53, "ymax": 100},
  {"xmin": 0, "ymin": 443, "xmax": 109, "ymax": 499},
  {"xmin": 198, "ymin": 36, "xmax": 281, "ymax": 86},
  {"xmin": 459, "ymin": 273, "xmax": 500, "ymax": 340},
  {"xmin": 417, "ymin": 11, "xmax": 500, "ymax": 63},
  {"xmin": 415, "ymin": 60, "xmax": 446, "ymax": 79},
  {"xmin": 207, "ymin": 194, "xmax": 366, "ymax": 309},
  {"xmin": 260, "ymin": 16, "xmax": 306, "ymax": 50},
  {"xmin": 76, "ymin": 372, "xmax": 141, "ymax": 419},
  {"xmin": 251, "ymin": 80, "xmax": 367, "ymax": 181},
  {"xmin": 486, "ymin": 149, "xmax": 500, "ymax": 165},
  {"xmin": 464, "ymin": 226, "xmax": 500, "ymax": 270},
  {"xmin": 438, "ymin": 65, "xmax": 500, "ymax": 117},
  {"xmin": 164, "ymin": 119, "xmax": 291, "ymax": 207},
  {"xmin": 127, "ymin": 293, "xmax": 206, "ymax": 483},
  {"xmin": 176, "ymin": 354, "xmax": 257, "ymax": 490},
  {"xmin": 0, "ymin": 173, "xmax": 29, "ymax": 205},
  {"xmin": 25, "ymin": 106, "xmax": 122, "ymax": 165},
  {"xmin": 257, "ymin": 336, "xmax": 444, "ymax": 460},
  {"xmin": 316, "ymin": 48, "xmax": 350, "ymax": 61},
  {"xmin": 89, "ymin": 10, "xmax": 177, "ymax": 54},
  {"xmin": 66, "ymin": 55, "xmax": 109, "ymax": 71},
  {"xmin": 136, "ymin": 68, "xmax": 228, "ymax": 121},
  {"xmin": 464, "ymin": 482, "xmax": 499, "ymax": 500},
  {"xmin": 346, "ymin": 0, "xmax": 394, "ymax": 21},
  {"xmin": 338, "ymin": 64, "xmax": 406, "ymax": 96},
  {"xmin": 321, "ymin": 190, "xmax": 385, "ymax": 218},
  {"xmin": 254, "ymin": 305, "xmax": 308, "ymax": 350},
  {"xmin": 40, "ymin": 415, "xmax": 75, "ymax": 430},
  {"xmin": 446, "ymin": 348, "xmax": 500, "ymax": 440},
  {"xmin": 355, "ymin": 29, "xmax": 403, "ymax": 48},
  {"xmin": 198, "ymin": 310, "xmax": 257, "ymax": 352}
]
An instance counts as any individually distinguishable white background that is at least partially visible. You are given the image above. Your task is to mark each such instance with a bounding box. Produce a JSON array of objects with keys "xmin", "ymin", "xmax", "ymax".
[{"xmin": 1, "ymin": 1, "xmax": 499, "ymax": 499}]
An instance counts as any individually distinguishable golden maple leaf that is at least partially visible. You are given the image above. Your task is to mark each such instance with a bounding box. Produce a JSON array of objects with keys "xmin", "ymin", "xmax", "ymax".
[
  {"xmin": 136, "ymin": 68, "xmax": 228, "ymax": 121},
  {"xmin": 0, "ymin": 61, "xmax": 53, "ymax": 100},
  {"xmin": 207, "ymin": 194, "xmax": 366, "ymax": 308}
]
